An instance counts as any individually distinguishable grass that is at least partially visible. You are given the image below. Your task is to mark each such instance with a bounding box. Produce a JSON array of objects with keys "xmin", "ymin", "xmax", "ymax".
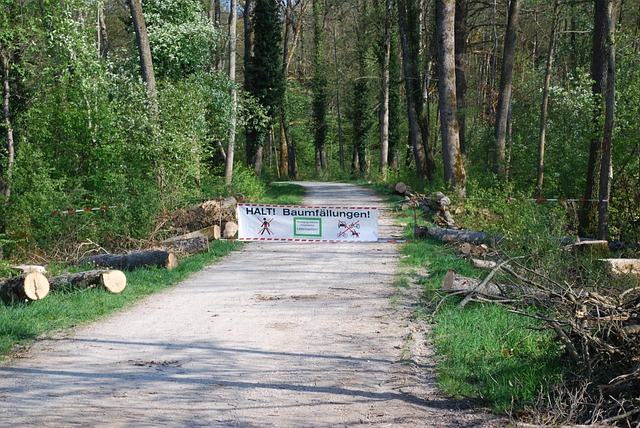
[
  {"xmin": 390, "ymin": 199, "xmax": 565, "ymax": 415},
  {"xmin": 0, "ymin": 182, "xmax": 305, "ymax": 361}
]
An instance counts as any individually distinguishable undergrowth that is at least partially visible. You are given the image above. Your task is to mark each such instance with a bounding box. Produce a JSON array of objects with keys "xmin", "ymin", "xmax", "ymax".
[
  {"xmin": 0, "ymin": 181, "xmax": 301, "ymax": 361},
  {"xmin": 391, "ymin": 188, "xmax": 566, "ymax": 415}
]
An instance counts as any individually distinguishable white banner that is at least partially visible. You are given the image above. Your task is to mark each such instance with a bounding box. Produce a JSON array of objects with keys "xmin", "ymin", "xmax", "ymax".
[{"xmin": 237, "ymin": 204, "xmax": 378, "ymax": 242}]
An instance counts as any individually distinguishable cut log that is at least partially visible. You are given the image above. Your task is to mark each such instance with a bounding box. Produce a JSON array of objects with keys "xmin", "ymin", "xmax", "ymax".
[
  {"xmin": 394, "ymin": 182, "xmax": 408, "ymax": 195},
  {"xmin": 567, "ymin": 240, "xmax": 610, "ymax": 257},
  {"xmin": 223, "ymin": 221, "xmax": 238, "ymax": 239},
  {"xmin": 598, "ymin": 259, "xmax": 640, "ymax": 276},
  {"xmin": 163, "ymin": 225, "xmax": 221, "ymax": 243},
  {"xmin": 9, "ymin": 265, "xmax": 47, "ymax": 274},
  {"xmin": 0, "ymin": 272, "xmax": 50, "ymax": 304},
  {"xmin": 442, "ymin": 270, "xmax": 502, "ymax": 296},
  {"xmin": 199, "ymin": 225, "xmax": 221, "ymax": 241},
  {"xmin": 79, "ymin": 250, "xmax": 178, "ymax": 271},
  {"xmin": 48, "ymin": 270, "xmax": 127, "ymax": 293},
  {"xmin": 471, "ymin": 259, "xmax": 497, "ymax": 269},
  {"xmin": 415, "ymin": 226, "xmax": 501, "ymax": 245},
  {"xmin": 162, "ymin": 235, "xmax": 209, "ymax": 254}
]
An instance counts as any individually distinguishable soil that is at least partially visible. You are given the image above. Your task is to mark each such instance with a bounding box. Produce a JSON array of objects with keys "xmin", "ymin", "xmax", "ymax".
[{"xmin": 0, "ymin": 182, "xmax": 506, "ymax": 427}]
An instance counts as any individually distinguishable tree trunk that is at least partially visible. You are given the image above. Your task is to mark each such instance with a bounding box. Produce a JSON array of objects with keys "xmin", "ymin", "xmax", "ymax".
[
  {"xmin": 454, "ymin": 0, "xmax": 467, "ymax": 154},
  {"xmin": 579, "ymin": 0, "xmax": 609, "ymax": 236},
  {"xmin": 535, "ymin": 0, "xmax": 560, "ymax": 198},
  {"xmin": 80, "ymin": 251, "xmax": 178, "ymax": 271},
  {"xmin": 98, "ymin": 3, "xmax": 109, "ymax": 60},
  {"xmin": 493, "ymin": 0, "xmax": 520, "ymax": 179},
  {"xmin": 128, "ymin": 0, "xmax": 158, "ymax": 118},
  {"xmin": 379, "ymin": 0, "xmax": 393, "ymax": 181},
  {"xmin": 398, "ymin": 0, "xmax": 426, "ymax": 179},
  {"xmin": 224, "ymin": 0, "xmax": 238, "ymax": 185},
  {"xmin": 437, "ymin": 0, "xmax": 466, "ymax": 197},
  {"xmin": 332, "ymin": 24, "xmax": 346, "ymax": 173},
  {"xmin": 1, "ymin": 51, "xmax": 14, "ymax": 198},
  {"xmin": 597, "ymin": 0, "xmax": 616, "ymax": 240},
  {"xmin": 312, "ymin": 0, "xmax": 328, "ymax": 175},
  {"xmin": 48, "ymin": 270, "xmax": 127, "ymax": 294},
  {"xmin": 0, "ymin": 272, "xmax": 50, "ymax": 304}
]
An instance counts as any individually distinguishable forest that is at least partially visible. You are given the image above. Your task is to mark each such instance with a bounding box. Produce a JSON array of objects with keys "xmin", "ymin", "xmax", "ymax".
[
  {"xmin": 0, "ymin": 0, "xmax": 639, "ymax": 256},
  {"xmin": 1, "ymin": 0, "xmax": 640, "ymax": 424}
]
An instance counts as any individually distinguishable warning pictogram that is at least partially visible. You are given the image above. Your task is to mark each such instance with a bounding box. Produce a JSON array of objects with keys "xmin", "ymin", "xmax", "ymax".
[
  {"xmin": 337, "ymin": 220, "xmax": 360, "ymax": 238},
  {"xmin": 258, "ymin": 217, "xmax": 274, "ymax": 235}
]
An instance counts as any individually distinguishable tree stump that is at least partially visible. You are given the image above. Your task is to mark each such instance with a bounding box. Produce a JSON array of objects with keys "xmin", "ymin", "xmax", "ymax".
[{"xmin": 0, "ymin": 272, "xmax": 50, "ymax": 304}]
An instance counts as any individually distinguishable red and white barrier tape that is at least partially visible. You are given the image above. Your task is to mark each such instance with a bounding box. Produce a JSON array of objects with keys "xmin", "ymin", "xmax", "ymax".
[
  {"xmin": 51, "ymin": 205, "xmax": 124, "ymax": 216},
  {"xmin": 505, "ymin": 198, "xmax": 608, "ymax": 203}
]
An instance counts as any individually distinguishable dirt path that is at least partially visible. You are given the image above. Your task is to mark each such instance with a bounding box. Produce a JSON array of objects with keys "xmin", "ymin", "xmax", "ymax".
[{"xmin": 0, "ymin": 182, "xmax": 502, "ymax": 427}]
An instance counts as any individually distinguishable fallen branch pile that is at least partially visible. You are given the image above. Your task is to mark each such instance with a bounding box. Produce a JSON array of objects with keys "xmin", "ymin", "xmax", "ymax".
[{"xmin": 442, "ymin": 255, "xmax": 640, "ymax": 425}]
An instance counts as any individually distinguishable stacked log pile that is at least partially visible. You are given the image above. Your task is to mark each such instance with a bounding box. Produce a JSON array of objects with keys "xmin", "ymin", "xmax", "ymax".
[
  {"xmin": 394, "ymin": 183, "xmax": 455, "ymax": 229},
  {"xmin": 167, "ymin": 195, "xmax": 241, "ymax": 239}
]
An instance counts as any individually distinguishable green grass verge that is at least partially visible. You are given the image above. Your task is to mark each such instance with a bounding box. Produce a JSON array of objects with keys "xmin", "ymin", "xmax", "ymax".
[
  {"xmin": 391, "ymin": 200, "xmax": 564, "ymax": 415},
  {"xmin": 0, "ymin": 182, "xmax": 305, "ymax": 361}
]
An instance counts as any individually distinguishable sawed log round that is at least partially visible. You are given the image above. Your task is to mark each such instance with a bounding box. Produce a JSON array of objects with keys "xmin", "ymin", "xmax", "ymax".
[{"xmin": 0, "ymin": 272, "xmax": 50, "ymax": 304}]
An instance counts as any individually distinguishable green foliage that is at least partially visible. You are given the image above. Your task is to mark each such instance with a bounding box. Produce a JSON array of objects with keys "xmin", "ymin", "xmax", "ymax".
[
  {"xmin": 249, "ymin": 0, "xmax": 285, "ymax": 121},
  {"xmin": 143, "ymin": 0, "xmax": 224, "ymax": 79}
]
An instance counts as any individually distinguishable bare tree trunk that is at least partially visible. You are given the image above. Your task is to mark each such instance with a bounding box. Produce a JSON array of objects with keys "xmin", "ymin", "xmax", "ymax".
[
  {"xmin": 380, "ymin": 0, "xmax": 393, "ymax": 180},
  {"xmin": 398, "ymin": 0, "xmax": 426, "ymax": 179},
  {"xmin": 98, "ymin": 3, "xmax": 109, "ymax": 60},
  {"xmin": 437, "ymin": 0, "xmax": 466, "ymax": 197},
  {"xmin": 332, "ymin": 24, "xmax": 345, "ymax": 172},
  {"xmin": 243, "ymin": 0, "xmax": 255, "ymax": 166},
  {"xmin": 580, "ymin": 0, "xmax": 608, "ymax": 236},
  {"xmin": 128, "ymin": 0, "xmax": 158, "ymax": 118},
  {"xmin": 224, "ymin": 0, "xmax": 238, "ymax": 185},
  {"xmin": 535, "ymin": 0, "xmax": 560, "ymax": 198},
  {"xmin": 493, "ymin": 0, "xmax": 520, "ymax": 179},
  {"xmin": 1, "ymin": 52, "xmax": 14, "ymax": 198},
  {"xmin": 455, "ymin": 0, "xmax": 467, "ymax": 154},
  {"xmin": 598, "ymin": 0, "xmax": 616, "ymax": 240}
]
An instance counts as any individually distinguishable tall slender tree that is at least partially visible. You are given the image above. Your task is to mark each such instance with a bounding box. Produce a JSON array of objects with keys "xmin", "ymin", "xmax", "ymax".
[
  {"xmin": 455, "ymin": 0, "xmax": 467, "ymax": 154},
  {"xmin": 398, "ymin": 0, "xmax": 426, "ymax": 179},
  {"xmin": 246, "ymin": 0, "xmax": 285, "ymax": 175},
  {"xmin": 493, "ymin": 0, "xmax": 520, "ymax": 179},
  {"xmin": 597, "ymin": 0, "xmax": 616, "ymax": 240},
  {"xmin": 128, "ymin": 0, "xmax": 158, "ymax": 118},
  {"xmin": 437, "ymin": 0, "xmax": 466, "ymax": 196},
  {"xmin": 579, "ymin": 0, "xmax": 609, "ymax": 236},
  {"xmin": 379, "ymin": 0, "xmax": 393, "ymax": 180},
  {"xmin": 225, "ymin": 0, "xmax": 238, "ymax": 185},
  {"xmin": 535, "ymin": 0, "xmax": 560, "ymax": 198},
  {"xmin": 312, "ymin": 0, "xmax": 328, "ymax": 174}
]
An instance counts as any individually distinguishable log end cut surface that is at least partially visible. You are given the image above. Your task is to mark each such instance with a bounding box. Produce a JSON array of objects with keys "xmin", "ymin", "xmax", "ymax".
[
  {"xmin": 100, "ymin": 270, "xmax": 127, "ymax": 293},
  {"xmin": 23, "ymin": 272, "xmax": 50, "ymax": 301}
]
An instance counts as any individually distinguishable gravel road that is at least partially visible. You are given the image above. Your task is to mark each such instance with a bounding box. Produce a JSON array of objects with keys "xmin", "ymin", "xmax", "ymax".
[{"xmin": 0, "ymin": 182, "xmax": 503, "ymax": 427}]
